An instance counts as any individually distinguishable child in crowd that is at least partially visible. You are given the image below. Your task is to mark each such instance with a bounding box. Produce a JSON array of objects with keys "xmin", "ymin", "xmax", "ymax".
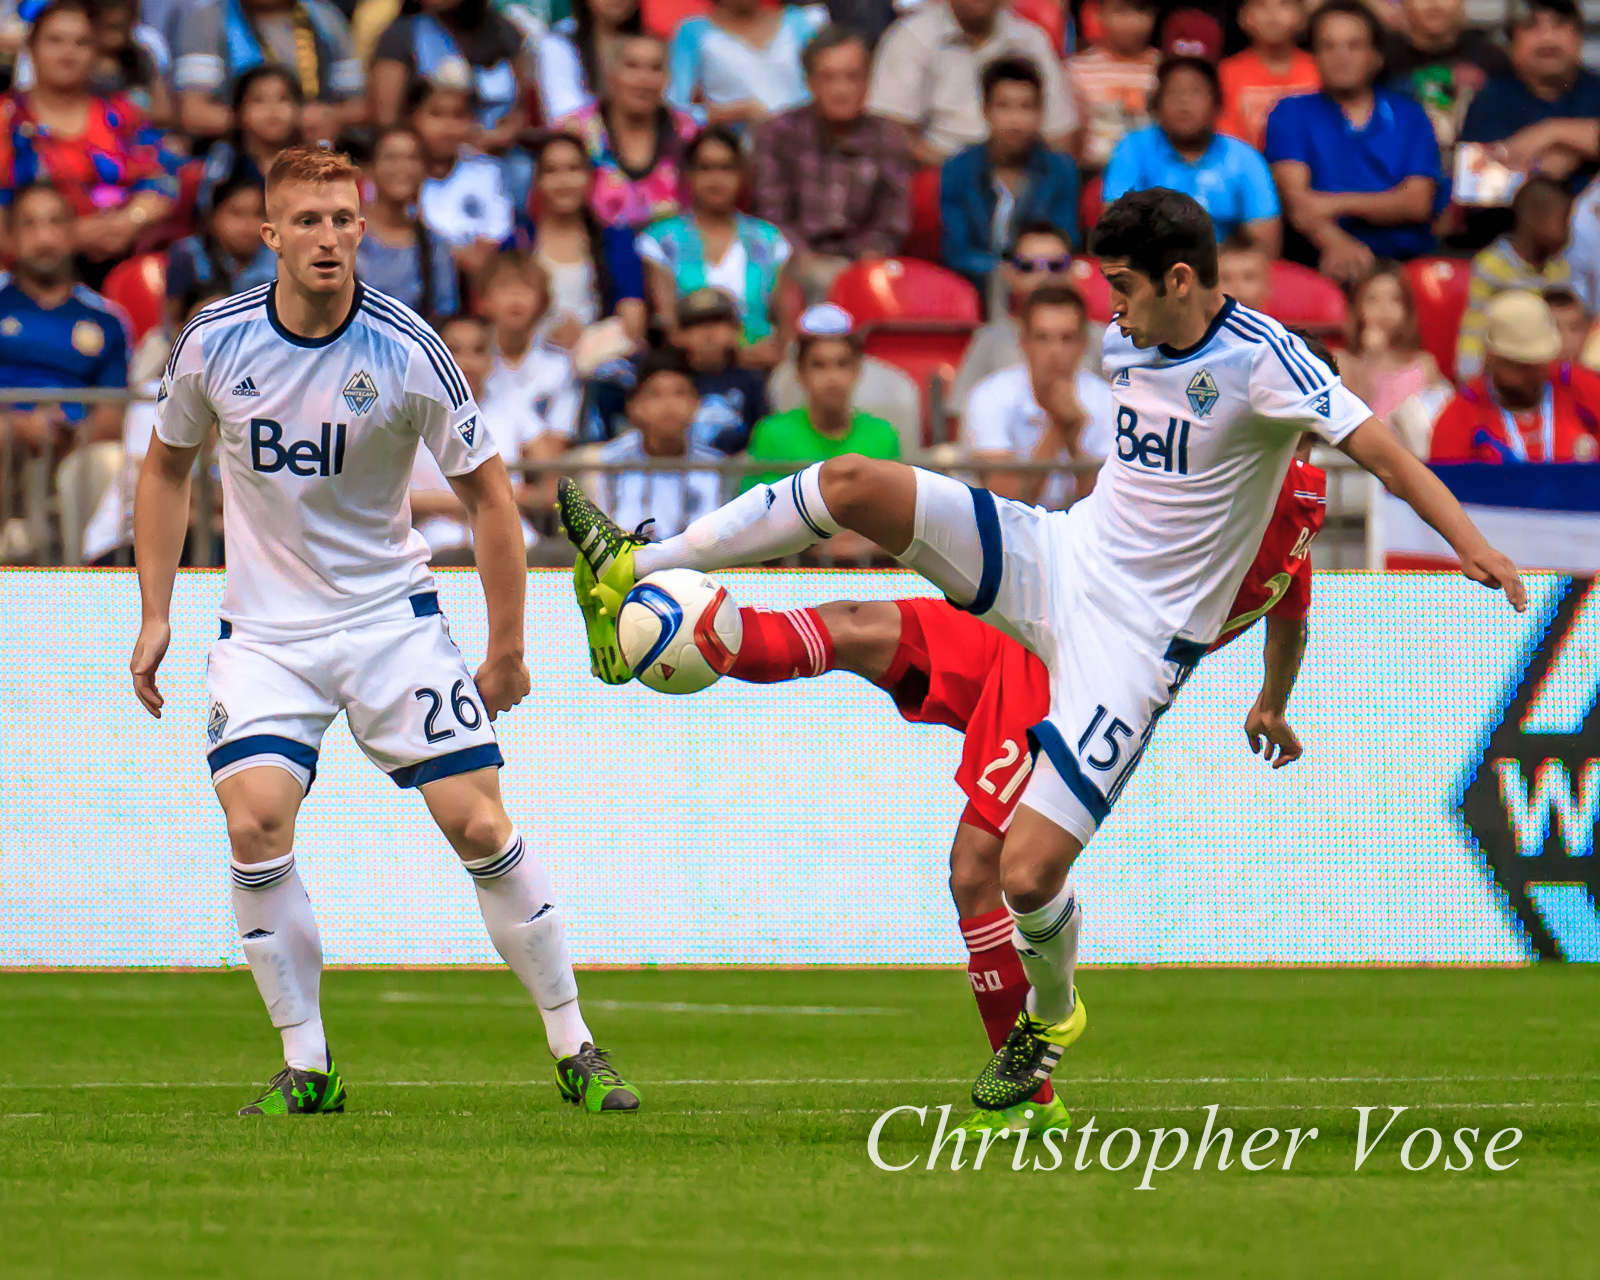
[
  {"xmin": 1339, "ymin": 264, "xmax": 1447, "ymax": 428},
  {"xmin": 478, "ymin": 252, "xmax": 580, "ymax": 506},
  {"xmin": 409, "ymin": 313, "xmax": 544, "ymax": 561},
  {"xmin": 1217, "ymin": 232, "xmax": 1275, "ymax": 311},
  {"xmin": 1456, "ymin": 175, "xmax": 1574, "ymax": 379},
  {"xmin": 410, "ymin": 76, "xmax": 516, "ymax": 285},
  {"xmin": 164, "ymin": 171, "xmax": 277, "ymax": 328},
  {"xmin": 1067, "ymin": 0, "xmax": 1161, "ymax": 172},
  {"xmin": 1217, "ymin": 0, "xmax": 1318, "ymax": 152},
  {"xmin": 358, "ymin": 125, "xmax": 459, "ymax": 321},
  {"xmin": 1543, "ymin": 286, "xmax": 1596, "ymax": 368},
  {"xmin": 195, "ymin": 65, "xmax": 303, "ymax": 216},
  {"xmin": 588, "ymin": 347, "xmax": 724, "ymax": 541}
]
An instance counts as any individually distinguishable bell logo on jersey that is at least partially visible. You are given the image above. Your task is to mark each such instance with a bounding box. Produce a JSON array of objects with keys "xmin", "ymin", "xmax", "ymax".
[
  {"xmin": 1116, "ymin": 407, "xmax": 1191, "ymax": 474},
  {"xmin": 343, "ymin": 370, "xmax": 379, "ymax": 415},
  {"xmin": 1186, "ymin": 368, "xmax": 1219, "ymax": 417},
  {"xmin": 250, "ymin": 418, "xmax": 348, "ymax": 477}
]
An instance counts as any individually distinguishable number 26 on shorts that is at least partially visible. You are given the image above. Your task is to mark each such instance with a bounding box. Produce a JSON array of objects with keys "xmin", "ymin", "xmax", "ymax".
[
  {"xmin": 1078, "ymin": 704, "xmax": 1133, "ymax": 771},
  {"xmin": 414, "ymin": 680, "xmax": 483, "ymax": 744}
]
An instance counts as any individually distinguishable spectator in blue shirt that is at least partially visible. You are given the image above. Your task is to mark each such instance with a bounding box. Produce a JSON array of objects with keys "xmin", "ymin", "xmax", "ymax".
[
  {"xmin": 1456, "ymin": 0, "xmax": 1600, "ymax": 249},
  {"xmin": 1266, "ymin": 0, "xmax": 1444, "ymax": 284},
  {"xmin": 940, "ymin": 56, "xmax": 1080, "ymax": 300},
  {"xmin": 1101, "ymin": 56, "xmax": 1280, "ymax": 254},
  {"xmin": 0, "ymin": 183, "xmax": 129, "ymax": 450}
]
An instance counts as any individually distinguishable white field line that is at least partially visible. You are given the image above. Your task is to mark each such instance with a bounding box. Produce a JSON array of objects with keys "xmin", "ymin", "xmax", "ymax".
[
  {"xmin": 376, "ymin": 992, "xmax": 904, "ymax": 1015},
  {"xmin": 4, "ymin": 1103, "xmax": 1597, "ymax": 1120},
  {"xmin": 3, "ymin": 1073, "xmax": 1598, "ymax": 1091}
]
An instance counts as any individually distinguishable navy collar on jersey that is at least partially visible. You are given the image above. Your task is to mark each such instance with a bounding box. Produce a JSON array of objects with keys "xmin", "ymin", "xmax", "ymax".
[
  {"xmin": 266, "ymin": 278, "xmax": 366, "ymax": 349},
  {"xmin": 1158, "ymin": 295, "xmax": 1237, "ymax": 362}
]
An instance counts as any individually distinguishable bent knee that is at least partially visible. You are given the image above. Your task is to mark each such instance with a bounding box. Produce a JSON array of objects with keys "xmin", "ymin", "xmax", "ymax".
[
  {"xmin": 446, "ymin": 806, "xmax": 514, "ymax": 862},
  {"xmin": 225, "ymin": 807, "xmax": 292, "ymax": 860},
  {"xmin": 998, "ymin": 857, "xmax": 1066, "ymax": 911},
  {"xmin": 818, "ymin": 454, "xmax": 890, "ymax": 513}
]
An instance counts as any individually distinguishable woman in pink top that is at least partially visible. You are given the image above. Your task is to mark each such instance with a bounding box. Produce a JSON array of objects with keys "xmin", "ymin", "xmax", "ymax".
[
  {"xmin": 1339, "ymin": 264, "xmax": 1446, "ymax": 423},
  {"xmin": 555, "ymin": 33, "xmax": 698, "ymax": 227}
]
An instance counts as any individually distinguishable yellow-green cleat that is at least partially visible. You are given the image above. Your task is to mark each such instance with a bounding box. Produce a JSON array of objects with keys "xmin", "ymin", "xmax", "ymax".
[
  {"xmin": 238, "ymin": 1053, "xmax": 346, "ymax": 1116},
  {"xmin": 956, "ymin": 1090, "xmax": 1071, "ymax": 1136},
  {"xmin": 556, "ymin": 1043, "xmax": 641, "ymax": 1113},
  {"xmin": 558, "ymin": 477, "xmax": 647, "ymax": 685},
  {"xmin": 970, "ymin": 991, "xmax": 1087, "ymax": 1112}
]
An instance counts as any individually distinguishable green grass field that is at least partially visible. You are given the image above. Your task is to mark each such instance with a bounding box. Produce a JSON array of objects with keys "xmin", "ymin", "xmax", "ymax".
[{"xmin": 3, "ymin": 966, "xmax": 1596, "ymax": 1279}]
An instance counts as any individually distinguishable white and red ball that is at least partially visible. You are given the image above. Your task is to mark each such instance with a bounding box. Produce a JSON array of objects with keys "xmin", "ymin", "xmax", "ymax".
[{"xmin": 617, "ymin": 569, "xmax": 742, "ymax": 694}]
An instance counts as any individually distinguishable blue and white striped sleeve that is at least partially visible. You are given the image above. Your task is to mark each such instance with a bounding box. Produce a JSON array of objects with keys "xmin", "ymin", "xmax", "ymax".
[
  {"xmin": 1244, "ymin": 324, "xmax": 1370, "ymax": 445},
  {"xmin": 154, "ymin": 316, "xmax": 215, "ymax": 449},
  {"xmin": 407, "ymin": 336, "xmax": 492, "ymax": 477}
]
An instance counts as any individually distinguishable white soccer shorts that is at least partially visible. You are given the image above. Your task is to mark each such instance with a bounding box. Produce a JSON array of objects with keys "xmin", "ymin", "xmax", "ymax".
[
  {"xmin": 204, "ymin": 592, "xmax": 502, "ymax": 793},
  {"xmin": 901, "ymin": 470, "xmax": 1204, "ymax": 844}
]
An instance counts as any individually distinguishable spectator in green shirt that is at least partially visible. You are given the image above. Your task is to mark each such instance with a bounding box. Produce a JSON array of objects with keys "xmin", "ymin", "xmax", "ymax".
[{"xmin": 743, "ymin": 304, "xmax": 901, "ymax": 494}]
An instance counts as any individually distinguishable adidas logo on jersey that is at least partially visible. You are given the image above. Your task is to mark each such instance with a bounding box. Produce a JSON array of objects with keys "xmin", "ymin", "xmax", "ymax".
[
  {"xmin": 1113, "ymin": 368, "xmax": 1131, "ymax": 387},
  {"xmin": 1313, "ymin": 391, "xmax": 1331, "ymax": 418},
  {"xmin": 232, "ymin": 376, "xmax": 260, "ymax": 397}
]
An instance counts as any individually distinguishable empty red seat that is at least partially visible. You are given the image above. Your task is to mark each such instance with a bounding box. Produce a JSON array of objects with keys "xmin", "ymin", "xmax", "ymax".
[
  {"xmin": 1263, "ymin": 260, "xmax": 1346, "ymax": 336},
  {"xmin": 901, "ymin": 167, "xmax": 943, "ymax": 263},
  {"xmin": 1011, "ymin": 0, "xmax": 1065, "ymax": 53},
  {"xmin": 1405, "ymin": 256, "xmax": 1471, "ymax": 381},
  {"xmin": 1068, "ymin": 255, "xmax": 1113, "ymax": 324},
  {"xmin": 828, "ymin": 259, "xmax": 982, "ymax": 444},
  {"xmin": 101, "ymin": 252, "xmax": 167, "ymax": 344}
]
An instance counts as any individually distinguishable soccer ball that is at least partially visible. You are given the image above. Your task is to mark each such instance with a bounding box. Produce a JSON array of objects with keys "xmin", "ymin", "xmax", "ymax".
[{"xmin": 617, "ymin": 569, "xmax": 743, "ymax": 694}]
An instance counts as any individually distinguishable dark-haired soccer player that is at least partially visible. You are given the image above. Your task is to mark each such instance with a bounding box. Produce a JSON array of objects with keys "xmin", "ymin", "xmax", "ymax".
[
  {"xmin": 719, "ymin": 442, "xmax": 1325, "ymax": 1131},
  {"xmin": 559, "ymin": 186, "xmax": 1525, "ymax": 1113}
]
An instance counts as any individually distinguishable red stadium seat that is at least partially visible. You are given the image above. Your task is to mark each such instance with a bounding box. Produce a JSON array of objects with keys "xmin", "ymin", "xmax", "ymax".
[
  {"xmin": 1068, "ymin": 255, "xmax": 1113, "ymax": 324},
  {"xmin": 1078, "ymin": 174, "xmax": 1103, "ymax": 237},
  {"xmin": 828, "ymin": 259, "xmax": 982, "ymax": 444},
  {"xmin": 1263, "ymin": 260, "xmax": 1347, "ymax": 337},
  {"xmin": 1405, "ymin": 256, "xmax": 1471, "ymax": 382},
  {"xmin": 901, "ymin": 167, "xmax": 943, "ymax": 263},
  {"xmin": 1011, "ymin": 0, "xmax": 1065, "ymax": 53},
  {"xmin": 101, "ymin": 252, "xmax": 167, "ymax": 344},
  {"xmin": 642, "ymin": 0, "xmax": 709, "ymax": 39}
]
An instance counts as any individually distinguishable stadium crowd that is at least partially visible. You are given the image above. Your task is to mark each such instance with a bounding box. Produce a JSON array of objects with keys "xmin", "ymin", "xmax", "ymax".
[{"xmin": 0, "ymin": 0, "xmax": 1597, "ymax": 566}]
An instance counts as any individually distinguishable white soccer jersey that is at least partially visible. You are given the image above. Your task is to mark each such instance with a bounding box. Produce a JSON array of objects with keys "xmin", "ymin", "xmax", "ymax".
[
  {"xmin": 1087, "ymin": 297, "xmax": 1370, "ymax": 644},
  {"xmin": 157, "ymin": 281, "xmax": 494, "ymax": 640},
  {"xmin": 964, "ymin": 363, "xmax": 1116, "ymax": 509}
]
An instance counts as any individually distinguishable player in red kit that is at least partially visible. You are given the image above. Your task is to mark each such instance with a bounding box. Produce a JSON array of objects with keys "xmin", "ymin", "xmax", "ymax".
[{"xmin": 721, "ymin": 446, "xmax": 1326, "ymax": 1131}]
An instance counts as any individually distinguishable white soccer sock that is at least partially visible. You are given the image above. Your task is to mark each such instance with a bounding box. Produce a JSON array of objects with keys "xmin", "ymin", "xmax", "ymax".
[
  {"xmin": 1007, "ymin": 876, "xmax": 1081, "ymax": 1025},
  {"xmin": 464, "ymin": 832, "xmax": 594, "ymax": 1059},
  {"xmin": 633, "ymin": 462, "xmax": 839, "ymax": 576},
  {"xmin": 230, "ymin": 852, "xmax": 328, "ymax": 1071}
]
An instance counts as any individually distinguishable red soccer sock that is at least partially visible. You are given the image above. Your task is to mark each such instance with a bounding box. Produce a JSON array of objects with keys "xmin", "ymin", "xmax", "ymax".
[
  {"xmin": 728, "ymin": 607, "xmax": 835, "ymax": 683},
  {"xmin": 960, "ymin": 909, "xmax": 1054, "ymax": 1105}
]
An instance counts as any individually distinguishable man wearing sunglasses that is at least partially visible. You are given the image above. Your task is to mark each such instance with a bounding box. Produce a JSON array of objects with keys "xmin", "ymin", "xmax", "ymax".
[{"xmin": 951, "ymin": 220, "xmax": 1106, "ymax": 420}]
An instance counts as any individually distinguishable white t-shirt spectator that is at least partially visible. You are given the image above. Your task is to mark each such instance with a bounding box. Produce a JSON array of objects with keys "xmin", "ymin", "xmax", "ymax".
[
  {"xmin": 486, "ymin": 340, "xmax": 580, "ymax": 441},
  {"xmin": 420, "ymin": 153, "xmax": 515, "ymax": 248},
  {"xmin": 964, "ymin": 363, "xmax": 1115, "ymax": 509},
  {"xmin": 666, "ymin": 6, "xmax": 829, "ymax": 118},
  {"xmin": 590, "ymin": 431, "xmax": 723, "ymax": 539}
]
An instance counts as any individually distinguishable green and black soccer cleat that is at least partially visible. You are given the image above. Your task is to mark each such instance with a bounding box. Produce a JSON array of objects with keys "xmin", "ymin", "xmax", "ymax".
[
  {"xmin": 556, "ymin": 477, "xmax": 651, "ymax": 686},
  {"xmin": 970, "ymin": 993, "xmax": 1087, "ymax": 1112},
  {"xmin": 556, "ymin": 1043, "xmax": 641, "ymax": 1114},
  {"xmin": 238, "ymin": 1054, "xmax": 346, "ymax": 1116}
]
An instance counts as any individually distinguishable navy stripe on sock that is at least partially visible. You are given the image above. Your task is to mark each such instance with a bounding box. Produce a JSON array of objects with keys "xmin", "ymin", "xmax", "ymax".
[
  {"xmin": 466, "ymin": 836, "xmax": 524, "ymax": 881},
  {"xmin": 790, "ymin": 471, "xmax": 827, "ymax": 539},
  {"xmin": 1016, "ymin": 896, "xmax": 1077, "ymax": 944},
  {"xmin": 232, "ymin": 857, "xmax": 295, "ymax": 890}
]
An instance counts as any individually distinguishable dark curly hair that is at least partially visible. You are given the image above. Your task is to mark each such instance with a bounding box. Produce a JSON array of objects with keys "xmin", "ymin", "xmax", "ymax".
[{"xmin": 1088, "ymin": 187, "xmax": 1218, "ymax": 292}]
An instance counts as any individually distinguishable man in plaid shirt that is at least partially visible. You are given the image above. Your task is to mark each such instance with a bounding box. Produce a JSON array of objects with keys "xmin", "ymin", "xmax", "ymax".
[{"xmin": 752, "ymin": 25, "xmax": 913, "ymax": 303}]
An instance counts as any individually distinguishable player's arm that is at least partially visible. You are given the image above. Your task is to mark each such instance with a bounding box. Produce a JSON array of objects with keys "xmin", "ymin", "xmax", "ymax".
[
  {"xmin": 446, "ymin": 455, "xmax": 530, "ymax": 721},
  {"xmin": 131, "ymin": 352, "xmax": 213, "ymax": 718},
  {"xmin": 1246, "ymin": 612, "xmax": 1307, "ymax": 769},
  {"xmin": 130, "ymin": 435, "xmax": 201, "ymax": 718},
  {"xmin": 1337, "ymin": 416, "xmax": 1525, "ymax": 611}
]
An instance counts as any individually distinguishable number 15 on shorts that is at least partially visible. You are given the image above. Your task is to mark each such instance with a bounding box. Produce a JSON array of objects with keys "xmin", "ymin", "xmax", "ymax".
[{"xmin": 1078, "ymin": 704, "xmax": 1133, "ymax": 773}]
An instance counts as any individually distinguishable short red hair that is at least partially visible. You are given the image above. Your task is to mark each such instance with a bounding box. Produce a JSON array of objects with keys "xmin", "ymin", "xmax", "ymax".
[{"xmin": 266, "ymin": 144, "xmax": 363, "ymax": 197}]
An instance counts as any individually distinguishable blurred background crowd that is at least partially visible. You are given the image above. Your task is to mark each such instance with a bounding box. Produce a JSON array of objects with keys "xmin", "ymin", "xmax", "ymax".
[{"xmin": 0, "ymin": 0, "xmax": 1596, "ymax": 570}]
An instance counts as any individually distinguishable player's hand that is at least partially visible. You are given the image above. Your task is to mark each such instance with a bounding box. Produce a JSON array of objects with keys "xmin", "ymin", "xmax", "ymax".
[
  {"xmin": 1459, "ymin": 545, "xmax": 1526, "ymax": 613},
  {"xmin": 130, "ymin": 618, "xmax": 171, "ymax": 718},
  {"xmin": 475, "ymin": 650, "xmax": 530, "ymax": 721},
  {"xmin": 1245, "ymin": 696, "xmax": 1302, "ymax": 769}
]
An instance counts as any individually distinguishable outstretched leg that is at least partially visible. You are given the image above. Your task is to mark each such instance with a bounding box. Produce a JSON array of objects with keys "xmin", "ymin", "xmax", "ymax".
[{"xmin": 421, "ymin": 767, "xmax": 640, "ymax": 1113}]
